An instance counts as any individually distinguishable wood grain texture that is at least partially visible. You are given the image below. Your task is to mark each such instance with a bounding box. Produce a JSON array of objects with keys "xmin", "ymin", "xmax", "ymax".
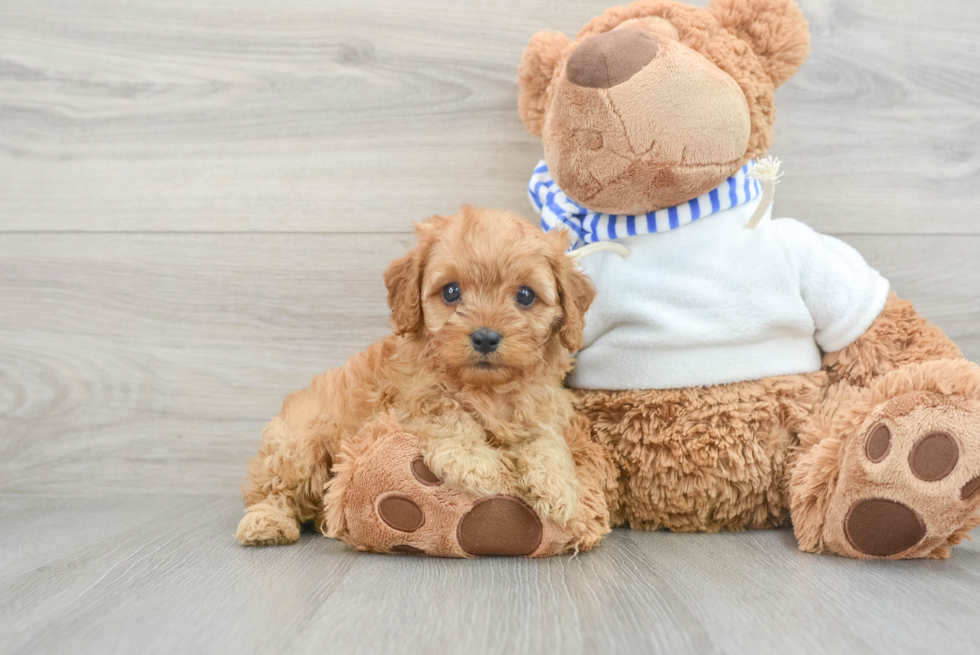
[
  {"xmin": 2, "ymin": 1, "xmax": 980, "ymax": 649},
  {"xmin": 2, "ymin": 494, "xmax": 980, "ymax": 655},
  {"xmin": 0, "ymin": 233, "xmax": 404, "ymax": 494},
  {"xmin": 0, "ymin": 232, "xmax": 977, "ymax": 495},
  {"xmin": 1, "ymin": 0, "xmax": 979, "ymax": 234}
]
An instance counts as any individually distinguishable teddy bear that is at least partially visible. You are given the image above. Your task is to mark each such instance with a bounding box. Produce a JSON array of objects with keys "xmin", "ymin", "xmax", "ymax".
[
  {"xmin": 517, "ymin": 0, "xmax": 980, "ymax": 559},
  {"xmin": 312, "ymin": 0, "xmax": 980, "ymax": 560}
]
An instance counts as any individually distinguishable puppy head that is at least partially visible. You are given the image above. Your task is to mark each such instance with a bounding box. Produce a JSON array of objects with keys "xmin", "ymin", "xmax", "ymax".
[{"xmin": 384, "ymin": 206, "xmax": 595, "ymax": 386}]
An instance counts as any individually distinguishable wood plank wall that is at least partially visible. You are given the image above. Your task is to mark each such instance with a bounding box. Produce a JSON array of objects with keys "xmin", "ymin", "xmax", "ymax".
[{"xmin": 1, "ymin": 0, "xmax": 977, "ymax": 495}]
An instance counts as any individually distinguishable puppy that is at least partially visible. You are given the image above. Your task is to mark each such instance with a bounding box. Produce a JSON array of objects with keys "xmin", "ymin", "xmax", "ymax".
[{"xmin": 236, "ymin": 206, "xmax": 596, "ymax": 546}]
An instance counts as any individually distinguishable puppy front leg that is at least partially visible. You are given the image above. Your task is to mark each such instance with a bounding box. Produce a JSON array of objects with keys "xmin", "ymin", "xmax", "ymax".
[
  {"xmin": 420, "ymin": 414, "xmax": 504, "ymax": 497},
  {"xmin": 515, "ymin": 429, "xmax": 580, "ymax": 526}
]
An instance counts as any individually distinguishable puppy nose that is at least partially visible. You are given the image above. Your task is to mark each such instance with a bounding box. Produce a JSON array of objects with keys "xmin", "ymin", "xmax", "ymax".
[
  {"xmin": 566, "ymin": 28, "xmax": 659, "ymax": 89},
  {"xmin": 470, "ymin": 328, "xmax": 502, "ymax": 354}
]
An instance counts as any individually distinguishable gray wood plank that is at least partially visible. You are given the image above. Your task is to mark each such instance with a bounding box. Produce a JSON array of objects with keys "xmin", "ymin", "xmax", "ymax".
[
  {"xmin": 1, "ymin": 0, "xmax": 978, "ymax": 234},
  {"xmin": 2, "ymin": 1, "xmax": 979, "ymax": 652},
  {"xmin": 0, "ymin": 232, "xmax": 977, "ymax": 495},
  {"xmin": 1, "ymin": 494, "xmax": 978, "ymax": 655},
  {"xmin": 0, "ymin": 233, "xmax": 404, "ymax": 495}
]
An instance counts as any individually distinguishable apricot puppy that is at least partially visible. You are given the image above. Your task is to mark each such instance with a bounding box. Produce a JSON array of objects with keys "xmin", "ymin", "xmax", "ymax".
[{"xmin": 236, "ymin": 206, "xmax": 595, "ymax": 546}]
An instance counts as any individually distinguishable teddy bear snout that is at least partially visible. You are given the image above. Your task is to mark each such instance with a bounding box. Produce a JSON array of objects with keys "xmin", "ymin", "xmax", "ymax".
[{"xmin": 566, "ymin": 28, "xmax": 659, "ymax": 89}]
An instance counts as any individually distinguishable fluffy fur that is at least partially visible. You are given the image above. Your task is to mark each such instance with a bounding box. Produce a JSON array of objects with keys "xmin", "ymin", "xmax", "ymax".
[
  {"xmin": 236, "ymin": 206, "xmax": 597, "ymax": 546},
  {"xmin": 576, "ymin": 371, "xmax": 824, "ymax": 532}
]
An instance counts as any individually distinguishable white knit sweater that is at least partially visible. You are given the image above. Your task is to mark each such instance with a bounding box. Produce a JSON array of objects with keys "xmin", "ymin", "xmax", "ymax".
[{"xmin": 567, "ymin": 196, "xmax": 890, "ymax": 390}]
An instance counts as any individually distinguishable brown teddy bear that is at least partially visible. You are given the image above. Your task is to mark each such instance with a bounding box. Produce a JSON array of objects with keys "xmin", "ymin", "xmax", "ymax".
[
  {"xmin": 519, "ymin": 0, "xmax": 980, "ymax": 559},
  {"xmin": 285, "ymin": 0, "xmax": 979, "ymax": 560}
]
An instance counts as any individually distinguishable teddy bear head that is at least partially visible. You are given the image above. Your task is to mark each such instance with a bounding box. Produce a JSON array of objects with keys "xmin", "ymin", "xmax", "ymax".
[{"xmin": 518, "ymin": 0, "xmax": 810, "ymax": 215}]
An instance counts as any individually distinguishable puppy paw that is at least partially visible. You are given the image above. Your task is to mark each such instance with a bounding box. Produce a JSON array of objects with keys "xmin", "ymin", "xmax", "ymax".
[
  {"xmin": 236, "ymin": 502, "xmax": 301, "ymax": 546},
  {"xmin": 514, "ymin": 435, "xmax": 581, "ymax": 526},
  {"xmin": 523, "ymin": 475, "xmax": 580, "ymax": 526},
  {"xmin": 422, "ymin": 443, "xmax": 503, "ymax": 497}
]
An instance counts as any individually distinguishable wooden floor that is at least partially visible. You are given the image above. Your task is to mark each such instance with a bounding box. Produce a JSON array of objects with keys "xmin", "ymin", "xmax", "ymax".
[
  {"xmin": 3, "ymin": 494, "xmax": 980, "ymax": 655},
  {"xmin": 2, "ymin": 0, "xmax": 979, "ymax": 652}
]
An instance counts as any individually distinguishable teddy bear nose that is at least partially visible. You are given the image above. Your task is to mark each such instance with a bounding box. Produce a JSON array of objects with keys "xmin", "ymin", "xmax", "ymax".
[{"xmin": 566, "ymin": 28, "xmax": 660, "ymax": 89}]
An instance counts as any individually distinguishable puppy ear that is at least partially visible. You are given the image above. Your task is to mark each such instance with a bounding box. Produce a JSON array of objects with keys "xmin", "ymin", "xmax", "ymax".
[
  {"xmin": 384, "ymin": 222, "xmax": 434, "ymax": 336},
  {"xmin": 518, "ymin": 30, "xmax": 571, "ymax": 137},
  {"xmin": 709, "ymin": 0, "xmax": 810, "ymax": 88},
  {"xmin": 549, "ymin": 231, "xmax": 596, "ymax": 352}
]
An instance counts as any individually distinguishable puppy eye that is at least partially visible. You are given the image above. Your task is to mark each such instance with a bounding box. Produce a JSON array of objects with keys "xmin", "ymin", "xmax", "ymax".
[
  {"xmin": 442, "ymin": 282, "xmax": 461, "ymax": 304},
  {"xmin": 516, "ymin": 286, "xmax": 536, "ymax": 307}
]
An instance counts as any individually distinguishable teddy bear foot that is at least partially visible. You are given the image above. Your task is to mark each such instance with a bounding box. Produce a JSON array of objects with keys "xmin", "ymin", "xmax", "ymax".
[
  {"xmin": 320, "ymin": 413, "xmax": 611, "ymax": 557},
  {"xmin": 807, "ymin": 361, "xmax": 980, "ymax": 559},
  {"xmin": 838, "ymin": 416, "xmax": 980, "ymax": 559}
]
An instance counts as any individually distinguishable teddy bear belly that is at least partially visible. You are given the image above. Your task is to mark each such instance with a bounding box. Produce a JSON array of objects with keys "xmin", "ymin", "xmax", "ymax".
[{"xmin": 574, "ymin": 371, "xmax": 825, "ymax": 532}]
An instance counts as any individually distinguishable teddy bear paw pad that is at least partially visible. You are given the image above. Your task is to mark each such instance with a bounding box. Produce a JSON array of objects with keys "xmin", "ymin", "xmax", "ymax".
[
  {"xmin": 411, "ymin": 456, "xmax": 442, "ymax": 486},
  {"xmin": 909, "ymin": 431, "xmax": 959, "ymax": 481},
  {"xmin": 834, "ymin": 399, "xmax": 980, "ymax": 558},
  {"xmin": 456, "ymin": 495, "xmax": 543, "ymax": 556},
  {"xmin": 377, "ymin": 494, "xmax": 425, "ymax": 532},
  {"xmin": 844, "ymin": 498, "xmax": 926, "ymax": 557},
  {"xmin": 962, "ymin": 475, "xmax": 980, "ymax": 501}
]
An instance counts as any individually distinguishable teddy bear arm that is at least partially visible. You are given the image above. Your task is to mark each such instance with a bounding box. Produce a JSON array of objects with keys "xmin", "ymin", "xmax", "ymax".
[{"xmin": 822, "ymin": 291, "xmax": 964, "ymax": 388}]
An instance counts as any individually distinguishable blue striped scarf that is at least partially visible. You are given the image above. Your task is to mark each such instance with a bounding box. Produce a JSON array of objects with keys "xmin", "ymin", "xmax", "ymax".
[{"xmin": 529, "ymin": 159, "xmax": 762, "ymax": 250}]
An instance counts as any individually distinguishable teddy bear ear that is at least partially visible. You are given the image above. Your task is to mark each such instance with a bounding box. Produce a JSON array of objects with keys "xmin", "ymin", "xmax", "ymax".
[
  {"xmin": 709, "ymin": 0, "xmax": 811, "ymax": 88},
  {"xmin": 518, "ymin": 30, "xmax": 571, "ymax": 137}
]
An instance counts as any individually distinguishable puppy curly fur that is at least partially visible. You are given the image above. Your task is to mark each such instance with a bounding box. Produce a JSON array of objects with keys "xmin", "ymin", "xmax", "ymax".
[{"xmin": 236, "ymin": 206, "xmax": 596, "ymax": 546}]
